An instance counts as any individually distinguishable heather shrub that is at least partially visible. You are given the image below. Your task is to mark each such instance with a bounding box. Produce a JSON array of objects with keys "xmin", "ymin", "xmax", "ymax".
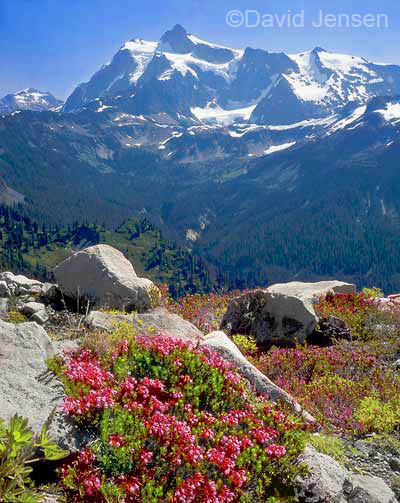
[
  {"xmin": 0, "ymin": 415, "xmax": 68, "ymax": 503},
  {"xmin": 53, "ymin": 331, "xmax": 308, "ymax": 502},
  {"xmin": 315, "ymin": 292, "xmax": 387, "ymax": 340},
  {"xmin": 248, "ymin": 344, "xmax": 400, "ymax": 434},
  {"xmin": 161, "ymin": 288, "xmax": 241, "ymax": 332}
]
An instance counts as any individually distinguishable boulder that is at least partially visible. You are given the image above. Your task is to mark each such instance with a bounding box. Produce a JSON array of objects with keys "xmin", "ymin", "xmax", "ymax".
[
  {"xmin": 31, "ymin": 310, "xmax": 49, "ymax": 325},
  {"xmin": 201, "ymin": 331, "xmax": 315, "ymax": 423},
  {"xmin": 41, "ymin": 283, "xmax": 61, "ymax": 303},
  {"xmin": 295, "ymin": 445, "xmax": 351, "ymax": 502},
  {"xmin": 0, "ymin": 320, "xmax": 88, "ymax": 452},
  {"xmin": 86, "ymin": 307, "xmax": 203, "ymax": 342},
  {"xmin": 295, "ymin": 445, "xmax": 397, "ymax": 503},
  {"xmin": 221, "ymin": 281, "xmax": 356, "ymax": 346},
  {"xmin": 0, "ymin": 280, "xmax": 10, "ymax": 298},
  {"xmin": 21, "ymin": 301, "xmax": 47, "ymax": 316},
  {"xmin": 54, "ymin": 244, "xmax": 157, "ymax": 312},
  {"xmin": 267, "ymin": 280, "xmax": 356, "ymax": 302},
  {"xmin": 0, "ymin": 298, "xmax": 8, "ymax": 319},
  {"xmin": 0, "ymin": 272, "xmax": 44, "ymax": 296},
  {"xmin": 307, "ymin": 316, "xmax": 352, "ymax": 346},
  {"xmin": 349, "ymin": 475, "xmax": 397, "ymax": 503}
]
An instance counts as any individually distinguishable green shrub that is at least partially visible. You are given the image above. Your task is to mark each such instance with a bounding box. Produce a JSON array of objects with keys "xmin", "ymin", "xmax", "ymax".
[
  {"xmin": 0, "ymin": 415, "xmax": 68, "ymax": 502},
  {"xmin": 308, "ymin": 434, "xmax": 347, "ymax": 463},
  {"xmin": 354, "ymin": 395, "xmax": 400, "ymax": 434},
  {"xmin": 6, "ymin": 311, "xmax": 27, "ymax": 324},
  {"xmin": 362, "ymin": 287, "xmax": 384, "ymax": 299},
  {"xmin": 232, "ymin": 335, "xmax": 258, "ymax": 355}
]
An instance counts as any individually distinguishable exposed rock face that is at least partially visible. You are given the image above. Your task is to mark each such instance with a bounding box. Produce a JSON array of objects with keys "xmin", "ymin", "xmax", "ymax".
[
  {"xmin": 0, "ymin": 271, "xmax": 44, "ymax": 296},
  {"xmin": 296, "ymin": 446, "xmax": 397, "ymax": 503},
  {"xmin": 221, "ymin": 281, "xmax": 356, "ymax": 346},
  {"xmin": 0, "ymin": 320, "xmax": 88, "ymax": 452},
  {"xmin": 307, "ymin": 316, "xmax": 352, "ymax": 346},
  {"xmin": 86, "ymin": 307, "xmax": 203, "ymax": 342},
  {"xmin": 54, "ymin": 244, "xmax": 158, "ymax": 312},
  {"xmin": 267, "ymin": 280, "xmax": 356, "ymax": 303},
  {"xmin": 201, "ymin": 331, "xmax": 315, "ymax": 423},
  {"xmin": 0, "ymin": 280, "xmax": 10, "ymax": 297},
  {"xmin": 350, "ymin": 475, "xmax": 397, "ymax": 503},
  {"xmin": 21, "ymin": 301, "xmax": 47, "ymax": 316}
]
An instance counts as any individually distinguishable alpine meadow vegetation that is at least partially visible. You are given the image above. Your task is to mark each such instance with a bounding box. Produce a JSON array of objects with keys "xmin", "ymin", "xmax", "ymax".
[{"xmin": 49, "ymin": 326, "xmax": 309, "ymax": 503}]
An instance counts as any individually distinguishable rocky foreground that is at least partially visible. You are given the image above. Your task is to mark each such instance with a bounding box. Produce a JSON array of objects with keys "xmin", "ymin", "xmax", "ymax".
[{"xmin": 0, "ymin": 244, "xmax": 399, "ymax": 502}]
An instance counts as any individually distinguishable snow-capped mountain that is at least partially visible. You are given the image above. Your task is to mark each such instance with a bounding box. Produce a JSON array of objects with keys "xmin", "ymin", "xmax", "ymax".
[
  {"xmin": 62, "ymin": 25, "xmax": 400, "ymax": 128},
  {"xmin": 0, "ymin": 88, "xmax": 63, "ymax": 115}
]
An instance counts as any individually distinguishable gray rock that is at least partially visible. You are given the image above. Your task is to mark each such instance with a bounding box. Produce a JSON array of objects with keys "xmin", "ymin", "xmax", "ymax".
[
  {"xmin": 296, "ymin": 446, "xmax": 351, "ymax": 502},
  {"xmin": 350, "ymin": 474, "xmax": 397, "ymax": 503},
  {"xmin": 21, "ymin": 301, "xmax": 47, "ymax": 316},
  {"xmin": 390, "ymin": 457, "xmax": 400, "ymax": 472},
  {"xmin": 0, "ymin": 280, "xmax": 10, "ymax": 298},
  {"xmin": 296, "ymin": 445, "xmax": 398, "ymax": 503},
  {"xmin": 0, "ymin": 320, "xmax": 86, "ymax": 452},
  {"xmin": 86, "ymin": 307, "xmax": 203, "ymax": 342},
  {"xmin": 41, "ymin": 283, "xmax": 61, "ymax": 303},
  {"xmin": 54, "ymin": 244, "xmax": 158, "ymax": 312},
  {"xmin": 4, "ymin": 273, "xmax": 43, "ymax": 295},
  {"xmin": 201, "ymin": 331, "xmax": 315, "ymax": 423},
  {"xmin": 267, "ymin": 280, "xmax": 356, "ymax": 303},
  {"xmin": 53, "ymin": 339, "xmax": 81, "ymax": 355},
  {"xmin": 221, "ymin": 281, "xmax": 356, "ymax": 346},
  {"xmin": 31, "ymin": 310, "xmax": 49, "ymax": 325},
  {"xmin": 0, "ymin": 298, "xmax": 8, "ymax": 319}
]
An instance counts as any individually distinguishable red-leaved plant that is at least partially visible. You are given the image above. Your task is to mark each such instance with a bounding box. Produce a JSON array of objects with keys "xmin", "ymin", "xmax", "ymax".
[{"xmin": 54, "ymin": 334, "xmax": 308, "ymax": 503}]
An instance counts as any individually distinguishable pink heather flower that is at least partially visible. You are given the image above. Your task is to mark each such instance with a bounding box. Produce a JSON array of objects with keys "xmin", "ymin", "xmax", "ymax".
[
  {"xmin": 108, "ymin": 433, "xmax": 125, "ymax": 447},
  {"xmin": 231, "ymin": 469, "xmax": 248, "ymax": 488},
  {"xmin": 83, "ymin": 474, "xmax": 101, "ymax": 496},
  {"xmin": 139, "ymin": 449, "xmax": 153, "ymax": 465},
  {"xmin": 266, "ymin": 444, "xmax": 286, "ymax": 459},
  {"xmin": 200, "ymin": 428, "xmax": 215, "ymax": 440}
]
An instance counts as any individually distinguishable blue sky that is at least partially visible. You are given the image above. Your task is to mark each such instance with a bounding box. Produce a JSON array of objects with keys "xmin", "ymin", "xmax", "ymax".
[{"xmin": 1, "ymin": 0, "xmax": 399, "ymax": 99}]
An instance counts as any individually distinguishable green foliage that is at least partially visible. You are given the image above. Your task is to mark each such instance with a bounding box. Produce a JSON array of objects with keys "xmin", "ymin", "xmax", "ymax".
[
  {"xmin": 354, "ymin": 395, "xmax": 400, "ymax": 434},
  {"xmin": 232, "ymin": 335, "xmax": 258, "ymax": 355},
  {"xmin": 0, "ymin": 204, "xmax": 220, "ymax": 298},
  {"xmin": 362, "ymin": 287, "xmax": 384, "ymax": 299},
  {"xmin": 6, "ymin": 311, "xmax": 27, "ymax": 324},
  {"xmin": 308, "ymin": 434, "xmax": 347, "ymax": 464},
  {"xmin": 0, "ymin": 415, "xmax": 68, "ymax": 503}
]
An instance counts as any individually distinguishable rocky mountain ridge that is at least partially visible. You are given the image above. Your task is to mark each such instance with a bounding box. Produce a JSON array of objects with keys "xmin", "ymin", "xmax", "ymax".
[{"xmin": 0, "ymin": 88, "xmax": 62, "ymax": 115}]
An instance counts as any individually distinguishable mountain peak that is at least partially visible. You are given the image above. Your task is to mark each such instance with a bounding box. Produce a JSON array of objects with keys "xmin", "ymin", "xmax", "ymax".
[
  {"xmin": 157, "ymin": 24, "xmax": 193, "ymax": 54},
  {"xmin": 312, "ymin": 46, "xmax": 327, "ymax": 54},
  {"xmin": 0, "ymin": 88, "xmax": 62, "ymax": 115}
]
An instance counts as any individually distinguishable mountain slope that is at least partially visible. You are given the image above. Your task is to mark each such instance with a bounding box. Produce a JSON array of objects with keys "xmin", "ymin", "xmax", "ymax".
[
  {"xmin": 62, "ymin": 26, "xmax": 400, "ymax": 127},
  {"xmin": 0, "ymin": 88, "xmax": 62, "ymax": 115},
  {"xmin": 1, "ymin": 27, "xmax": 400, "ymax": 292}
]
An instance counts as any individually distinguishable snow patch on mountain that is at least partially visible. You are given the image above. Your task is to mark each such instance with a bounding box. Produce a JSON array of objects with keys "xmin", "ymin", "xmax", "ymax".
[
  {"xmin": 122, "ymin": 39, "xmax": 157, "ymax": 83},
  {"xmin": 159, "ymin": 50, "xmax": 243, "ymax": 82},
  {"xmin": 375, "ymin": 102, "xmax": 400, "ymax": 123},
  {"xmin": 0, "ymin": 88, "xmax": 62, "ymax": 115},
  {"xmin": 191, "ymin": 102, "xmax": 255, "ymax": 125},
  {"xmin": 264, "ymin": 141, "xmax": 296, "ymax": 155},
  {"xmin": 327, "ymin": 105, "xmax": 367, "ymax": 133}
]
